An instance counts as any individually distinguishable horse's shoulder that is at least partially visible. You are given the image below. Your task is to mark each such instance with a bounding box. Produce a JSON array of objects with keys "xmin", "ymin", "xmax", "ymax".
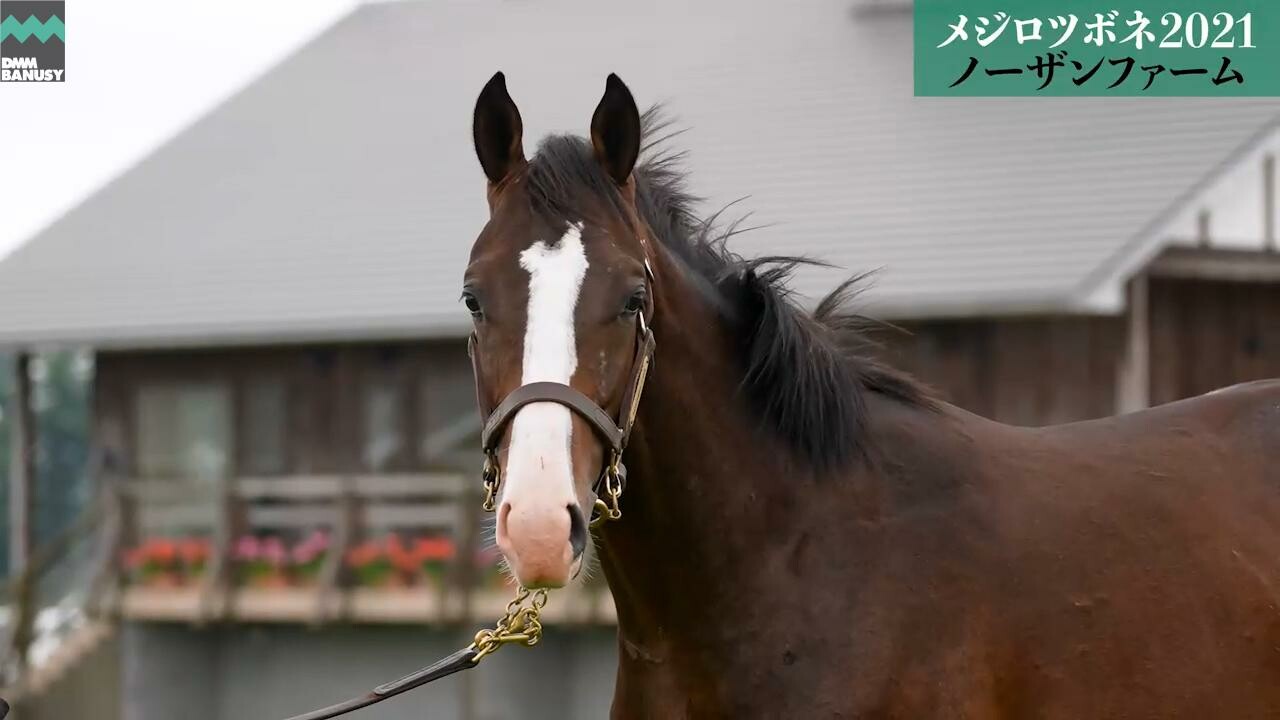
[
  {"xmin": 1201, "ymin": 378, "xmax": 1280, "ymax": 400},
  {"xmin": 1201, "ymin": 378, "xmax": 1280, "ymax": 449},
  {"xmin": 1151, "ymin": 378, "xmax": 1280, "ymax": 432},
  {"xmin": 1030, "ymin": 377, "xmax": 1280, "ymax": 435}
]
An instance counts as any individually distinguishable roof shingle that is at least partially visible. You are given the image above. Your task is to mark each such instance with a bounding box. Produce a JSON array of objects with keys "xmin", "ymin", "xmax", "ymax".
[{"xmin": 1, "ymin": 0, "xmax": 1278, "ymax": 348}]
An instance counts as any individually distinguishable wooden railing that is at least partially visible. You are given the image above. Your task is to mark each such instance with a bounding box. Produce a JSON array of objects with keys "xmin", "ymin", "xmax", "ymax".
[
  {"xmin": 111, "ymin": 473, "xmax": 614, "ymax": 626},
  {"xmin": 0, "ymin": 469, "xmax": 612, "ymax": 703}
]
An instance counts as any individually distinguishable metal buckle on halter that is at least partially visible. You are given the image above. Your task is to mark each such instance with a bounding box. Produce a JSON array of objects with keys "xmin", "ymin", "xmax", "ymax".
[
  {"xmin": 481, "ymin": 450, "xmax": 500, "ymax": 512},
  {"xmin": 590, "ymin": 453, "xmax": 626, "ymax": 528}
]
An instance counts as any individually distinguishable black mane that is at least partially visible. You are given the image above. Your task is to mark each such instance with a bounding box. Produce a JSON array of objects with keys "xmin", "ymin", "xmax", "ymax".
[{"xmin": 525, "ymin": 110, "xmax": 934, "ymax": 474}]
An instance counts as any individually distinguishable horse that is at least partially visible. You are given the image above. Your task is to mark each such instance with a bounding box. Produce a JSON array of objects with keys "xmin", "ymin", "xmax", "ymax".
[{"xmin": 464, "ymin": 72, "xmax": 1280, "ymax": 718}]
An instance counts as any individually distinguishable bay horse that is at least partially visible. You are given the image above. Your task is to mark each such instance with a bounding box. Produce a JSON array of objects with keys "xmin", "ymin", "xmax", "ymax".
[{"xmin": 465, "ymin": 72, "xmax": 1280, "ymax": 718}]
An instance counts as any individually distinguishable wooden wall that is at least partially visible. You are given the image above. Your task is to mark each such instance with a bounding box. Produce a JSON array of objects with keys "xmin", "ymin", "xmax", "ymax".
[
  {"xmin": 97, "ymin": 320, "xmax": 1127, "ymax": 459},
  {"xmin": 94, "ymin": 277, "xmax": 1279, "ymax": 458},
  {"xmin": 882, "ymin": 316, "xmax": 1126, "ymax": 426},
  {"xmin": 95, "ymin": 341, "xmax": 475, "ymax": 480},
  {"xmin": 883, "ymin": 277, "xmax": 1279, "ymax": 425},
  {"xmin": 1148, "ymin": 277, "xmax": 1280, "ymax": 405}
]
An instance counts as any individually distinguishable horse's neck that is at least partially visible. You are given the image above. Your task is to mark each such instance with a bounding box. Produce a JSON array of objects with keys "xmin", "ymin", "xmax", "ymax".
[{"xmin": 597, "ymin": 293, "xmax": 810, "ymax": 660}]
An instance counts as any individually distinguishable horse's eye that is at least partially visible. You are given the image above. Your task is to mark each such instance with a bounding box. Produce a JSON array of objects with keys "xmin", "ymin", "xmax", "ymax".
[
  {"xmin": 621, "ymin": 291, "xmax": 645, "ymax": 317},
  {"xmin": 462, "ymin": 292, "xmax": 483, "ymax": 319}
]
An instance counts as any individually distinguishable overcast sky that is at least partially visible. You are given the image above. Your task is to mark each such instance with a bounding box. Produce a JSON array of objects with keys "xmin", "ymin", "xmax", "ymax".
[{"xmin": 0, "ymin": 0, "xmax": 359, "ymax": 260}]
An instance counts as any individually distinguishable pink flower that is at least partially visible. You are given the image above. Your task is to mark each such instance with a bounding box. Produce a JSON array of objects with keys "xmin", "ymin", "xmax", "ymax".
[
  {"xmin": 291, "ymin": 530, "xmax": 331, "ymax": 564},
  {"xmin": 261, "ymin": 536, "xmax": 287, "ymax": 566},
  {"xmin": 305, "ymin": 530, "xmax": 330, "ymax": 552},
  {"xmin": 234, "ymin": 535, "xmax": 260, "ymax": 561}
]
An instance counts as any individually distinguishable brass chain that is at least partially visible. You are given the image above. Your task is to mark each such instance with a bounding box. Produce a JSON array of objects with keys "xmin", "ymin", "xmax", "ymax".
[
  {"xmin": 602, "ymin": 461, "xmax": 624, "ymax": 521},
  {"xmin": 470, "ymin": 586, "xmax": 550, "ymax": 663}
]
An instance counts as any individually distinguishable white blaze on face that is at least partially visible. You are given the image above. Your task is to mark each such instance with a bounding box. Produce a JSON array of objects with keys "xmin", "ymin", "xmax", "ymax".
[{"xmin": 504, "ymin": 223, "xmax": 589, "ymax": 508}]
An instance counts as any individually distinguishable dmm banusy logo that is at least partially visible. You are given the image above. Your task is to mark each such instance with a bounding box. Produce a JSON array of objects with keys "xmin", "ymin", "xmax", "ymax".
[{"xmin": 0, "ymin": 0, "xmax": 64, "ymax": 82}]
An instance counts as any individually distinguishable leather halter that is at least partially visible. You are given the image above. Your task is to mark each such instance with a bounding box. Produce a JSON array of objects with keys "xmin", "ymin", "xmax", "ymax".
[{"xmin": 470, "ymin": 299, "xmax": 655, "ymax": 526}]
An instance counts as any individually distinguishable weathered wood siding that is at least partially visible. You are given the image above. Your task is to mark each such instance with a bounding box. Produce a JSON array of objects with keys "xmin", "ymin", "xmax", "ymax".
[
  {"xmin": 1148, "ymin": 278, "xmax": 1280, "ymax": 405},
  {"xmin": 95, "ymin": 280, "xmax": 1279, "ymax": 459},
  {"xmin": 95, "ymin": 341, "xmax": 475, "ymax": 480},
  {"xmin": 883, "ymin": 317, "xmax": 1126, "ymax": 426}
]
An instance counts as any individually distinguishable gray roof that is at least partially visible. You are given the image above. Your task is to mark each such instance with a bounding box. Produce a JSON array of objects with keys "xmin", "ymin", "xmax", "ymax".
[{"xmin": 2, "ymin": 0, "xmax": 1280, "ymax": 349}]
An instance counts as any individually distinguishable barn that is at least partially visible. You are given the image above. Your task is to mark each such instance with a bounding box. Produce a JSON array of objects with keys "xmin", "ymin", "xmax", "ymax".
[{"xmin": 0, "ymin": 1, "xmax": 1277, "ymax": 718}]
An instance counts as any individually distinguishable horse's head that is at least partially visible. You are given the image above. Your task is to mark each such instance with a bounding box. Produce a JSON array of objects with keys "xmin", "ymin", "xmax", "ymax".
[{"xmin": 464, "ymin": 72, "xmax": 654, "ymax": 588}]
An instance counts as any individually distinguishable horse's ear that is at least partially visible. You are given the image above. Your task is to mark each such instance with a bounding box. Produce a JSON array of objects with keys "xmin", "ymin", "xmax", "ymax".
[
  {"xmin": 473, "ymin": 71, "xmax": 526, "ymax": 185},
  {"xmin": 590, "ymin": 74, "xmax": 641, "ymax": 186}
]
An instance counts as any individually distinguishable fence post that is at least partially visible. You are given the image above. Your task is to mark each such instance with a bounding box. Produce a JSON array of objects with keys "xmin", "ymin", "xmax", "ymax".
[
  {"xmin": 86, "ymin": 460, "xmax": 127, "ymax": 619},
  {"xmin": 316, "ymin": 476, "xmax": 355, "ymax": 623},
  {"xmin": 7, "ymin": 353, "xmax": 35, "ymax": 678},
  {"xmin": 198, "ymin": 474, "xmax": 238, "ymax": 623},
  {"xmin": 456, "ymin": 469, "xmax": 483, "ymax": 720}
]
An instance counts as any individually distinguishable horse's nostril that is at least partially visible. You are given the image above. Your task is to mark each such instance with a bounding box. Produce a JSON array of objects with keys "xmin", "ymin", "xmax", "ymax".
[
  {"xmin": 496, "ymin": 501, "xmax": 513, "ymax": 541},
  {"xmin": 568, "ymin": 504, "xmax": 587, "ymax": 560}
]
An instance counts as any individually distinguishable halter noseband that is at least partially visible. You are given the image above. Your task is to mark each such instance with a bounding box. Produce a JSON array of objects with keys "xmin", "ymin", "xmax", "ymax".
[{"xmin": 469, "ymin": 287, "xmax": 655, "ymax": 527}]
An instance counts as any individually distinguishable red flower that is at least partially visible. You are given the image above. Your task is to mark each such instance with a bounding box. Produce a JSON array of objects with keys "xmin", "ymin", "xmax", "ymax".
[
  {"xmin": 179, "ymin": 537, "xmax": 210, "ymax": 565},
  {"xmin": 345, "ymin": 540, "xmax": 384, "ymax": 568},
  {"xmin": 148, "ymin": 539, "xmax": 178, "ymax": 564},
  {"xmin": 414, "ymin": 537, "xmax": 456, "ymax": 561},
  {"xmin": 383, "ymin": 535, "xmax": 413, "ymax": 572},
  {"xmin": 122, "ymin": 546, "xmax": 147, "ymax": 570}
]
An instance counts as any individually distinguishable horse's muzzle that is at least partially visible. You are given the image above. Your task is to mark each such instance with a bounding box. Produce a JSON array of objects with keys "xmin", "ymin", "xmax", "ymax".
[{"xmin": 496, "ymin": 501, "xmax": 585, "ymax": 588}]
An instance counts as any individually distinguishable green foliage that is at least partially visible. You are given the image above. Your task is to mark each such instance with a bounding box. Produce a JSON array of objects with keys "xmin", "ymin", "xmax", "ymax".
[
  {"xmin": 0, "ymin": 353, "xmax": 11, "ymax": 576},
  {"xmin": 33, "ymin": 352, "xmax": 93, "ymax": 544},
  {"xmin": 0, "ymin": 353, "xmax": 9, "ymax": 527},
  {"xmin": 0, "ymin": 351, "xmax": 93, "ymax": 578}
]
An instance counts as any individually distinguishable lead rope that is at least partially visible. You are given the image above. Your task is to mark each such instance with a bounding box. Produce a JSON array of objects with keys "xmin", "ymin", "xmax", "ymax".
[{"xmin": 279, "ymin": 586, "xmax": 549, "ymax": 720}]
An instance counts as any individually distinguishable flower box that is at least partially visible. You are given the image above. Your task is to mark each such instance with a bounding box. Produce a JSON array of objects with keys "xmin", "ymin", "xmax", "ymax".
[
  {"xmin": 235, "ymin": 531, "xmax": 333, "ymax": 588},
  {"xmin": 346, "ymin": 534, "xmax": 460, "ymax": 589},
  {"xmin": 122, "ymin": 536, "xmax": 210, "ymax": 587}
]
